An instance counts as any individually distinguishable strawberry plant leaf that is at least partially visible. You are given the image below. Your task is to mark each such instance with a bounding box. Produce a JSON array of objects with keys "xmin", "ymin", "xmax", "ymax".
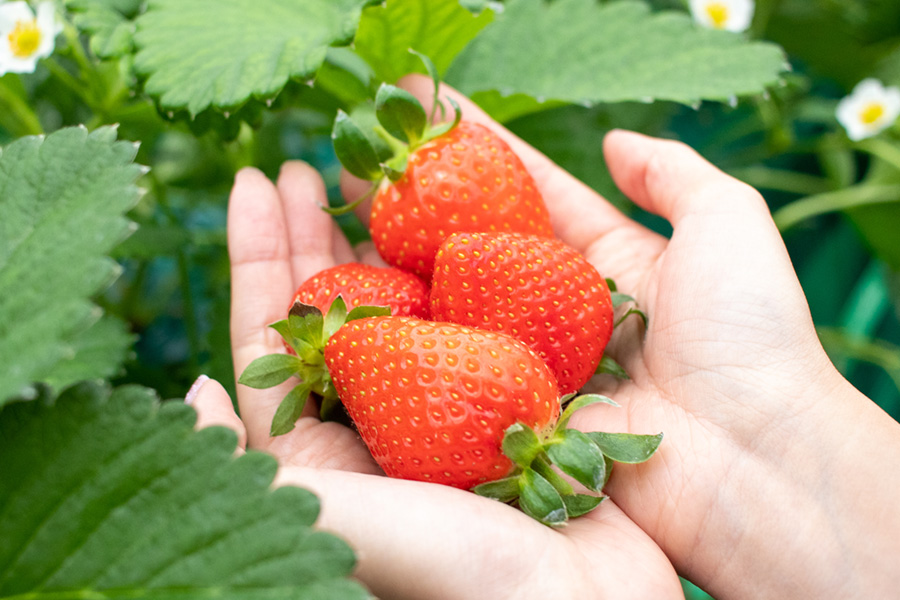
[
  {"xmin": 519, "ymin": 468, "xmax": 567, "ymax": 526},
  {"xmin": 43, "ymin": 316, "xmax": 136, "ymax": 390},
  {"xmin": 446, "ymin": 0, "xmax": 788, "ymax": 107},
  {"xmin": 333, "ymin": 110, "xmax": 384, "ymax": 181},
  {"xmin": 270, "ymin": 382, "xmax": 314, "ymax": 436},
  {"xmin": 586, "ymin": 431, "xmax": 664, "ymax": 464},
  {"xmin": 0, "ymin": 381, "xmax": 368, "ymax": 599},
  {"xmin": 65, "ymin": 0, "xmax": 143, "ymax": 58},
  {"xmin": 0, "ymin": 126, "xmax": 142, "ymax": 406},
  {"xmin": 375, "ymin": 84, "xmax": 428, "ymax": 146},
  {"xmin": 562, "ymin": 494, "xmax": 605, "ymax": 518},
  {"xmin": 238, "ymin": 354, "xmax": 303, "ymax": 389},
  {"xmin": 133, "ymin": 0, "xmax": 373, "ymax": 115},
  {"xmin": 354, "ymin": 0, "xmax": 493, "ymax": 84},
  {"xmin": 546, "ymin": 429, "xmax": 606, "ymax": 492}
]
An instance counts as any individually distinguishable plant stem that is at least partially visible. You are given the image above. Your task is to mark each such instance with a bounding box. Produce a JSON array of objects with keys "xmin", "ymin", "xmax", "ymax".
[
  {"xmin": 0, "ymin": 77, "xmax": 43, "ymax": 136},
  {"xmin": 773, "ymin": 184, "xmax": 900, "ymax": 232}
]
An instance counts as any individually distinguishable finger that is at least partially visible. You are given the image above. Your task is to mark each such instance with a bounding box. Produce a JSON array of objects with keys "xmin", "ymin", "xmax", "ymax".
[
  {"xmin": 276, "ymin": 161, "xmax": 339, "ymax": 285},
  {"xmin": 186, "ymin": 375, "xmax": 248, "ymax": 453},
  {"xmin": 331, "ymin": 221, "xmax": 357, "ymax": 264},
  {"xmin": 396, "ymin": 75, "xmax": 657, "ymax": 256},
  {"xmin": 228, "ymin": 167, "xmax": 296, "ymax": 445}
]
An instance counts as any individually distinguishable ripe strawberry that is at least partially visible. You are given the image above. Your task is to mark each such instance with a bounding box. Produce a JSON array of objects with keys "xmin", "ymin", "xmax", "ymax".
[
  {"xmin": 430, "ymin": 232, "xmax": 613, "ymax": 393},
  {"xmin": 324, "ymin": 317, "xmax": 559, "ymax": 490},
  {"xmin": 368, "ymin": 120, "xmax": 554, "ymax": 279},
  {"xmin": 290, "ymin": 262, "xmax": 429, "ymax": 318}
]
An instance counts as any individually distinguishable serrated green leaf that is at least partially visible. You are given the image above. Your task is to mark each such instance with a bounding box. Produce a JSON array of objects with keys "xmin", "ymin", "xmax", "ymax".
[
  {"xmin": 270, "ymin": 382, "xmax": 313, "ymax": 436},
  {"xmin": 562, "ymin": 493, "xmax": 605, "ymax": 518},
  {"xmin": 238, "ymin": 354, "xmax": 303, "ymax": 389},
  {"xmin": 43, "ymin": 315, "xmax": 136, "ymax": 390},
  {"xmin": 354, "ymin": 0, "xmax": 493, "ymax": 83},
  {"xmin": 65, "ymin": 0, "xmax": 143, "ymax": 58},
  {"xmin": 0, "ymin": 126, "xmax": 142, "ymax": 405},
  {"xmin": 501, "ymin": 422, "xmax": 542, "ymax": 467},
  {"xmin": 446, "ymin": 0, "xmax": 787, "ymax": 106},
  {"xmin": 587, "ymin": 431, "xmax": 664, "ymax": 464},
  {"xmin": 333, "ymin": 110, "xmax": 384, "ymax": 181},
  {"xmin": 546, "ymin": 429, "xmax": 606, "ymax": 492},
  {"xmin": 133, "ymin": 0, "xmax": 372, "ymax": 115},
  {"xmin": 375, "ymin": 84, "xmax": 428, "ymax": 145},
  {"xmin": 519, "ymin": 468, "xmax": 567, "ymax": 526},
  {"xmin": 0, "ymin": 381, "xmax": 368, "ymax": 599}
]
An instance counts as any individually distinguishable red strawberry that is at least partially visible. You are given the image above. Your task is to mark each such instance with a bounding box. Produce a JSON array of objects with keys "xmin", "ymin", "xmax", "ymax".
[
  {"xmin": 324, "ymin": 317, "xmax": 559, "ymax": 489},
  {"xmin": 290, "ymin": 262, "xmax": 429, "ymax": 318},
  {"xmin": 368, "ymin": 121, "xmax": 554, "ymax": 279},
  {"xmin": 430, "ymin": 232, "xmax": 613, "ymax": 394}
]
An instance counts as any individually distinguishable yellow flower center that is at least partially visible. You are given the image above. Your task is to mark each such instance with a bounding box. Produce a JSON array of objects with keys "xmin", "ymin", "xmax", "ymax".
[
  {"xmin": 705, "ymin": 2, "xmax": 730, "ymax": 29},
  {"xmin": 8, "ymin": 18, "xmax": 42, "ymax": 58},
  {"xmin": 859, "ymin": 102, "xmax": 885, "ymax": 125}
]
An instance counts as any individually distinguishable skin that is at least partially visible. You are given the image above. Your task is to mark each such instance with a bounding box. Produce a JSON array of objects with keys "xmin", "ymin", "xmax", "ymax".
[{"xmin": 190, "ymin": 76, "xmax": 900, "ymax": 600}]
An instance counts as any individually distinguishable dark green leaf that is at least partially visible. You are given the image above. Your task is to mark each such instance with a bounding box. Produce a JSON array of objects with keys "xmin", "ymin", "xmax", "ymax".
[
  {"xmin": 472, "ymin": 475, "xmax": 521, "ymax": 502},
  {"xmin": 595, "ymin": 355, "xmax": 630, "ymax": 379},
  {"xmin": 270, "ymin": 382, "xmax": 313, "ymax": 436},
  {"xmin": 606, "ymin": 277, "xmax": 618, "ymax": 292},
  {"xmin": 501, "ymin": 423, "xmax": 542, "ymax": 467},
  {"xmin": 375, "ymin": 84, "xmax": 428, "ymax": 145},
  {"xmin": 586, "ymin": 431, "xmax": 664, "ymax": 464},
  {"xmin": 332, "ymin": 110, "xmax": 384, "ymax": 181},
  {"xmin": 0, "ymin": 126, "xmax": 142, "ymax": 405},
  {"xmin": 238, "ymin": 354, "xmax": 302, "ymax": 389},
  {"xmin": 562, "ymin": 494, "xmax": 605, "ymax": 518},
  {"xmin": 519, "ymin": 468, "xmax": 567, "ymax": 526},
  {"xmin": 546, "ymin": 429, "xmax": 606, "ymax": 492},
  {"xmin": 0, "ymin": 382, "xmax": 367, "ymax": 599},
  {"xmin": 42, "ymin": 316, "xmax": 135, "ymax": 391},
  {"xmin": 604, "ymin": 455, "xmax": 614, "ymax": 487},
  {"xmin": 447, "ymin": 0, "xmax": 787, "ymax": 107}
]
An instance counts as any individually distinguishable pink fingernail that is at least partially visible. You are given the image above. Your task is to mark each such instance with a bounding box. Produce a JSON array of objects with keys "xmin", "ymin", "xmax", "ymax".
[{"xmin": 185, "ymin": 374, "xmax": 210, "ymax": 405}]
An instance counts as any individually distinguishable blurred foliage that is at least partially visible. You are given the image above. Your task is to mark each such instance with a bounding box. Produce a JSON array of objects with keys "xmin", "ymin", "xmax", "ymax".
[{"xmin": 2, "ymin": 1, "xmax": 900, "ymax": 597}]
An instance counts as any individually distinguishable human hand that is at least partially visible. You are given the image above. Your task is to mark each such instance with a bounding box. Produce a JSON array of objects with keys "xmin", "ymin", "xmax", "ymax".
[{"xmin": 191, "ymin": 153, "xmax": 683, "ymax": 599}]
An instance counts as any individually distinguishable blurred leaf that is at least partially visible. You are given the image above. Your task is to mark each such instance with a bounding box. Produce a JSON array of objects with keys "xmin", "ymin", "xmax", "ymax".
[
  {"xmin": 846, "ymin": 201, "xmax": 900, "ymax": 271},
  {"xmin": 447, "ymin": 0, "xmax": 787, "ymax": 107},
  {"xmin": 774, "ymin": 184, "xmax": 900, "ymax": 233},
  {"xmin": 65, "ymin": 0, "xmax": 143, "ymax": 58},
  {"xmin": 818, "ymin": 327, "xmax": 900, "ymax": 393},
  {"xmin": 354, "ymin": 0, "xmax": 493, "ymax": 84},
  {"xmin": 0, "ymin": 126, "xmax": 142, "ymax": 405},
  {"xmin": 0, "ymin": 381, "xmax": 369, "ymax": 599},
  {"xmin": 133, "ymin": 0, "xmax": 373, "ymax": 115}
]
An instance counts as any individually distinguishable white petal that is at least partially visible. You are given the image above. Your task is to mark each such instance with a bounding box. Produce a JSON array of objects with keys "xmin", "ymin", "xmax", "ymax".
[
  {"xmin": 0, "ymin": 2, "xmax": 35, "ymax": 32},
  {"xmin": 882, "ymin": 87, "xmax": 900, "ymax": 121},
  {"xmin": 851, "ymin": 78, "xmax": 887, "ymax": 100},
  {"xmin": 34, "ymin": 3, "xmax": 61, "ymax": 59},
  {"xmin": 725, "ymin": 0, "xmax": 755, "ymax": 32}
]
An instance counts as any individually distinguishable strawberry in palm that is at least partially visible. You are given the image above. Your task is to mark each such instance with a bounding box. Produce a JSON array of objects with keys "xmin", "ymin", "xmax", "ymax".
[{"xmin": 430, "ymin": 232, "xmax": 614, "ymax": 393}]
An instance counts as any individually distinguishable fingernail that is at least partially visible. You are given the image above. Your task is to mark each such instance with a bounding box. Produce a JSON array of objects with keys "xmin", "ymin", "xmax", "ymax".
[{"xmin": 185, "ymin": 374, "xmax": 210, "ymax": 406}]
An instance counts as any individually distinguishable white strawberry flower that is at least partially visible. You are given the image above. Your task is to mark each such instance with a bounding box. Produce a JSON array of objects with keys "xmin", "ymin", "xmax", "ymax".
[
  {"xmin": 836, "ymin": 78, "xmax": 900, "ymax": 142},
  {"xmin": 689, "ymin": 0, "xmax": 755, "ymax": 33},
  {"xmin": 0, "ymin": 1, "xmax": 63, "ymax": 75}
]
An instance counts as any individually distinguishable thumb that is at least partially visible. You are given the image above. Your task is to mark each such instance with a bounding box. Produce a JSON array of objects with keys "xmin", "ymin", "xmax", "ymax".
[{"xmin": 185, "ymin": 375, "xmax": 248, "ymax": 452}]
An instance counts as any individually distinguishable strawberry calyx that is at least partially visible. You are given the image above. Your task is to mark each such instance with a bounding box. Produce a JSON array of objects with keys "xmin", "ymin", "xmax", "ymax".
[
  {"xmin": 594, "ymin": 277, "xmax": 649, "ymax": 380},
  {"xmin": 474, "ymin": 393, "xmax": 663, "ymax": 526},
  {"xmin": 238, "ymin": 296, "xmax": 390, "ymax": 436}
]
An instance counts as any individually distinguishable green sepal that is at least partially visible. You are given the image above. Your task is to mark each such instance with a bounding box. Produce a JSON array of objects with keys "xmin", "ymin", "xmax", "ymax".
[
  {"xmin": 270, "ymin": 381, "xmax": 313, "ymax": 436},
  {"xmin": 375, "ymin": 83, "xmax": 428, "ymax": 146},
  {"xmin": 410, "ymin": 49, "xmax": 443, "ymax": 122},
  {"xmin": 562, "ymin": 494, "xmax": 605, "ymax": 518},
  {"xmin": 347, "ymin": 305, "xmax": 392, "ymax": 322},
  {"xmin": 557, "ymin": 393, "xmax": 618, "ymax": 430},
  {"xmin": 603, "ymin": 455, "xmax": 614, "ymax": 487},
  {"xmin": 595, "ymin": 355, "xmax": 630, "ymax": 379},
  {"xmin": 606, "ymin": 277, "xmax": 618, "ymax": 292},
  {"xmin": 615, "ymin": 306, "xmax": 648, "ymax": 329},
  {"xmin": 501, "ymin": 422, "xmax": 543, "ymax": 467},
  {"xmin": 425, "ymin": 96, "xmax": 462, "ymax": 141},
  {"xmin": 289, "ymin": 302, "xmax": 325, "ymax": 347},
  {"xmin": 586, "ymin": 431, "xmax": 664, "ymax": 464},
  {"xmin": 237, "ymin": 353, "xmax": 303, "ymax": 389},
  {"xmin": 323, "ymin": 296, "xmax": 350, "ymax": 342},
  {"xmin": 332, "ymin": 109, "xmax": 383, "ymax": 181},
  {"xmin": 519, "ymin": 468, "xmax": 568, "ymax": 526},
  {"xmin": 546, "ymin": 429, "xmax": 607, "ymax": 492},
  {"xmin": 472, "ymin": 475, "xmax": 521, "ymax": 503},
  {"xmin": 611, "ymin": 291, "xmax": 636, "ymax": 308}
]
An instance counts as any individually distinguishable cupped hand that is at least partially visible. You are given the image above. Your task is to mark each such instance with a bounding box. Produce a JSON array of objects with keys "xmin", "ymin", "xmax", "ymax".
[{"xmin": 190, "ymin": 155, "xmax": 683, "ymax": 599}]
